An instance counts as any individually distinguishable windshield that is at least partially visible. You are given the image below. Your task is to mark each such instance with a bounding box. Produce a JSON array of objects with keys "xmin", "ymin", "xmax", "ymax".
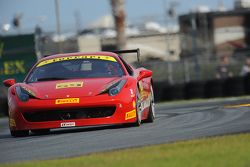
[{"xmin": 26, "ymin": 57, "xmax": 125, "ymax": 83}]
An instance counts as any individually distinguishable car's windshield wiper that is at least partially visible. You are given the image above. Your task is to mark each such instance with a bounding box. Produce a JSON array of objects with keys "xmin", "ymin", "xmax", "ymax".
[{"xmin": 37, "ymin": 77, "xmax": 68, "ymax": 81}]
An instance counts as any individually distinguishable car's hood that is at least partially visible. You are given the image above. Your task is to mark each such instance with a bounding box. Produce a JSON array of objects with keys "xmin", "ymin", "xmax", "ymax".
[{"xmin": 21, "ymin": 78, "xmax": 121, "ymax": 99}]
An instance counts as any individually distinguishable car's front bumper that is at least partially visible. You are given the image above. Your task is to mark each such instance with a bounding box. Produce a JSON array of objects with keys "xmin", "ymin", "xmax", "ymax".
[{"xmin": 9, "ymin": 94, "xmax": 137, "ymax": 131}]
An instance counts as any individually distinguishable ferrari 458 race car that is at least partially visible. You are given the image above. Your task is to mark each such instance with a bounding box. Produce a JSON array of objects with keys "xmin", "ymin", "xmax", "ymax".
[{"xmin": 3, "ymin": 49, "xmax": 155, "ymax": 137}]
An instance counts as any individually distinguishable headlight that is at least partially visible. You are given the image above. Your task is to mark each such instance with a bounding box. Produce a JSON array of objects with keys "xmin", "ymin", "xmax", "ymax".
[
  {"xmin": 16, "ymin": 86, "xmax": 36, "ymax": 102},
  {"xmin": 108, "ymin": 79, "xmax": 126, "ymax": 96},
  {"xmin": 99, "ymin": 79, "xmax": 127, "ymax": 96}
]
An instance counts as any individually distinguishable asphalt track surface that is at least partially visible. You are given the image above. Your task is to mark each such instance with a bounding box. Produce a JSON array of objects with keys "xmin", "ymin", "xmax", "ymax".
[{"xmin": 1, "ymin": 97, "xmax": 250, "ymax": 164}]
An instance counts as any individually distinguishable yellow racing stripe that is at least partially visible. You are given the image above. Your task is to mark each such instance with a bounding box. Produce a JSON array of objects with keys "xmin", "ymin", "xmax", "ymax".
[{"xmin": 225, "ymin": 103, "xmax": 250, "ymax": 108}]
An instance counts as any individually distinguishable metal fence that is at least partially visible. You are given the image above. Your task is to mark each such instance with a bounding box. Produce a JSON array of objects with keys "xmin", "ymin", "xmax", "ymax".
[{"xmin": 138, "ymin": 54, "xmax": 248, "ymax": 84}]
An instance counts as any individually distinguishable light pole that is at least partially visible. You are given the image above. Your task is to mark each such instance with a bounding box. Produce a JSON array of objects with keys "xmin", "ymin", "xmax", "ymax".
[
  {"xmin": 110, "ymin": 0, "xmax": 126, "ymax": 50},
  {"xmin": 55, "ymin": 0, "xmax": 63, "ymax": 53},
  {"xmin": 163, "ymin": 0, "xmax": 179, "ymax": 84}
]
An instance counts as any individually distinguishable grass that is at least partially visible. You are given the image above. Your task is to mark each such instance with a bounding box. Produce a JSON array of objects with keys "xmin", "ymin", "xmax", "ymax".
[{"xmin": 1, "ymin": 133, "xmax": 250, "ymax": 167}]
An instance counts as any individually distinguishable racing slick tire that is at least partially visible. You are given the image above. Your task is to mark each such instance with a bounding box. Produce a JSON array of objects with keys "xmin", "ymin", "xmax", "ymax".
[
  {"xmin": 10, "ymin": 130, "xmax": 29, "ymax": 137},
  {"xmin": 145, "ymin": 86, "xmax": 155, "ymax": 123},
  {"xmin": 134, "ymin": 88, "xmax": 142, "ymax": 126}
]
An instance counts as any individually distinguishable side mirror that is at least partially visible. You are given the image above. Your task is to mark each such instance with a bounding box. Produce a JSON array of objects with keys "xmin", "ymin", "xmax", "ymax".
[
  {"xmin": 137, "ymin": 70, "xmax": 152, "ymax": 81},
  {"xmin": 3, "ymin": 79, "xmax": 16, "ymax": 87}
]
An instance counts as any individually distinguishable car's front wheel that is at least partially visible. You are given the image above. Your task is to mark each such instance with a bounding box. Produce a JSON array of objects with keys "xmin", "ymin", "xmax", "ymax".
[
  {"xmin": 145, "ymin": 85, "xmax": 155, "ymax": 123},
  {"xmin": 134, "ymin": 88, "xmax": 142, "ymax": 126}
]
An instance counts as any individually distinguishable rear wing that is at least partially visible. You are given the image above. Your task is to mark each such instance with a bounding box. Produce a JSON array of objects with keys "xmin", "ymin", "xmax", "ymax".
[{"xmin": 111, "ymin": 48, "xmax": 140, "ymax": 62}]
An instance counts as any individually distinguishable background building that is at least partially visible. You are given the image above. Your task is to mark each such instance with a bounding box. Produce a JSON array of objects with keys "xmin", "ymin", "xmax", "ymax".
[{"xmin": 179, "ymin": 1, "xmax": 250, "ymax": 59}]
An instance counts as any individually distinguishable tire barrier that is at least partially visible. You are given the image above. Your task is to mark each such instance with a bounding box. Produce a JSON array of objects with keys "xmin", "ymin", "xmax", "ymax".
[
  {"xmin": 163, "ymin": 84, "xmax": 184, "ymax": 101},
  {"xmin": 244, "ymin": 73, "xmax": 250, "ymax": 95},
  {"xmin": 153, "ymin": 75, "xmax": 249, "ymax": 101},
  {"xmin": 223, "ymin": 77, "xmax": 245, "ymax": 97},
  {"xmin": 0, "ymin": 98, "xmax": 8, "ymax": 116},
  {"xmin": 153, "ymin": 81, "xmax": 169, "ymax": 102},
  {"xmin": 204, "ymin": 79, "xmax": 224, "ymax": 98},
  {"xmin": 184, "ymin": 81, "xmax": 205, "ymax": 99}
]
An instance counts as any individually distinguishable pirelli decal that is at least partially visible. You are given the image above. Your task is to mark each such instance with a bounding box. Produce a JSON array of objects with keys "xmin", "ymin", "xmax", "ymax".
[
  {"xmin": 37, "ymin": 55, "xmax": 117, "ymax": 67},
  {"xmin": 55, "ymin": 98, "xmax": 79, "ymax": 104},
  {"xmin": 125, "ymin": 109, "xmax": 136, "ymax": 120},
  {"xmin": 56, "ymin": 82, "xmax": 83, "ymax": 89}
]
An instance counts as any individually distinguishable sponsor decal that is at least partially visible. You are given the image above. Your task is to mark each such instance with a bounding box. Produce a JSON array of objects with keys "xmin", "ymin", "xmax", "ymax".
[
  {"xmin": 37, "ymin": 55, "xmax": 117, "ymax": 67},
  {"xmin": 132, "ymin": 100, "xmax": 136, "ymax": 108},
  {"xmin": 0, "ymin": 60, "xmax": 26, "ymax": 75},
  {"xmin": 141, "ymin": 95, "xmax": 151, "ymax": 111},
  {"xmin": 138, "ymin": 82, "xmax": 148, "ymax": 99},
  {"xmin": 61, "ymin": 122, "xmax": 75, "ymax": 127},
  {"xmin": 55, "ymin": 98, "xmax": 79, "ymax": 104},
  {"xmin": 138, "ymin": 81, "xmax": 143, "ymax": 92},
  {"xmin": 140, "ymin": 91, "xmax": 148, "ymax": 99},
  {"xmin": 9, "ymin": 118, "xmax": 16, "ymax": 127},
  {"xmin": 56, "ymin": 82, "xmax": 83, "ymax": 89},
  {"xmin": 125, "ymin": 109, "xmax": 136, "ymax": 120},
  {"xmin": 130, "ymin": 88, "xmax": 135, "ymax": 97}
]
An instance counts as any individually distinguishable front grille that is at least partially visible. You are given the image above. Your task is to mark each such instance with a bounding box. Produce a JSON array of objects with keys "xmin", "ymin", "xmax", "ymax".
[{"xmin": 23, "ymin": 107, "xmax": 116, "ymax": 122}]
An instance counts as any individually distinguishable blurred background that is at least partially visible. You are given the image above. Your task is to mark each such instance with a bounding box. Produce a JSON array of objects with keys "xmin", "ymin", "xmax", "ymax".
[{"xmin": 1, "ymin": 0, "xmax": 250, "ymax": 115}]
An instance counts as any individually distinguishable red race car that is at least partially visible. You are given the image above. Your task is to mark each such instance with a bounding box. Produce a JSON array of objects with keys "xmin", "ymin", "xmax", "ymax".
[{"xmin": 3, "ymin": 49, "xmax": 155, "ymax": 137}]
